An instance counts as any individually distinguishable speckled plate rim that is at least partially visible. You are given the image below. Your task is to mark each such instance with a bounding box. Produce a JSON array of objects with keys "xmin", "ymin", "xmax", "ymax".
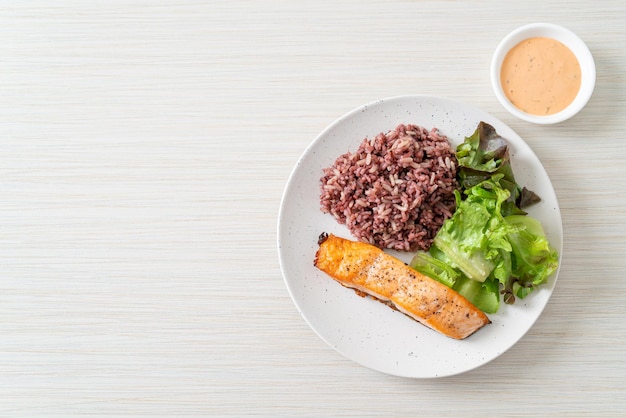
[{"xmin": 277, "ymin": 95, "xmax": 563, "ymax": 378}]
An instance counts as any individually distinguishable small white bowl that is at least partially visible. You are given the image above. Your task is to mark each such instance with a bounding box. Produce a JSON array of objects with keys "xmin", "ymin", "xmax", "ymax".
[{"xmin": 490, "ymin": 23, "xmax": 595, "ymax": 124}]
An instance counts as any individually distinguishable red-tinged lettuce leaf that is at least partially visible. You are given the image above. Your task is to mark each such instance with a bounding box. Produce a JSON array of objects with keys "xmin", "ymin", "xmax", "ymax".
[{"xmin": 456, "ymin": 121, "xmax": 540, "ymax": 215}]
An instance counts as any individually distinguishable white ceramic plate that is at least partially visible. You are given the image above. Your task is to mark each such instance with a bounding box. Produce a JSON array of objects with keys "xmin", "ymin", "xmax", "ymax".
[{"xmin": 277, "ymin": 95, "xmax": 562, "ymax": 378}]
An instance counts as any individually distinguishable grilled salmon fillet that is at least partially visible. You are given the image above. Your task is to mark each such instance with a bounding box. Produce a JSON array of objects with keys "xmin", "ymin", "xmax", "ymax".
[{"xmin": 314, "ymin": 233, "xmax": 490, "ymax": 339}]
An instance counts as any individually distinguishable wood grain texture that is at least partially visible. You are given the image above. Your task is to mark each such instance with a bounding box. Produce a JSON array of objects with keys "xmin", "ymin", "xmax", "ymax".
[{"xmin": 1, "ymin": 0, "xmax": 625, "ymax": 415}]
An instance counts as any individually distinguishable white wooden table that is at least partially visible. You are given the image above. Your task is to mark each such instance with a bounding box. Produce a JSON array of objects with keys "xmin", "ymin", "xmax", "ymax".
[{"xmin": 1, "ymin": 1, "xmax": 625, "ymax": 415}]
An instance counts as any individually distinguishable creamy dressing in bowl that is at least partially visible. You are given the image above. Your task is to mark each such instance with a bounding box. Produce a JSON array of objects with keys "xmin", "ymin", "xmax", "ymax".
[
  {"xmin": 491, "ymin": 23, "xmax": 595, "ymax": 124},
  {"xmin": 500, "ymin": 37, "xmax": 581, "ymax": 116}
]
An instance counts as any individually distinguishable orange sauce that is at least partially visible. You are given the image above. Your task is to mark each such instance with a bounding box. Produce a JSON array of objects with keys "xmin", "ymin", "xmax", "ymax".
[{"xmin": 500, "ymin": 37, "xmax": 581, "ymax": 115}]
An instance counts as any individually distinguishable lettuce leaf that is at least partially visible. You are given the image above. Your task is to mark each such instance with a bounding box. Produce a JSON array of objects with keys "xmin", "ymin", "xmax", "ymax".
[
  {"xmin": 504, "ymin": 215, "xmax": 559, "ymax": 300},
  {"xmin": 452, "ymin": 276, "xmax": 500, "ymax": 314},
  {"xmin": 456, "ymin": 121, "xmax": 541, "ymax": 216},
  {"xmin": 409, "ymin": 250, "xmax": 459, "ymax": 288}
]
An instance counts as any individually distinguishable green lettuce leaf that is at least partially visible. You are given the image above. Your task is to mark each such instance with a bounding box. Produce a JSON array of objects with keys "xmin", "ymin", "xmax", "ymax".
[
  {"xmin": 409, "ymin": 250, "xmax": 459, "ymax": 288},
  {"xmin": 452, "ymin": 276, "xmax": 500, "ymax": 314},
  {"xmin": 504, "ymin": 214, "xmax": 559, "ymax": 300},
  {"xmin": 432, "ymin": 176, "xmax": 518, "ymax": 283}
]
